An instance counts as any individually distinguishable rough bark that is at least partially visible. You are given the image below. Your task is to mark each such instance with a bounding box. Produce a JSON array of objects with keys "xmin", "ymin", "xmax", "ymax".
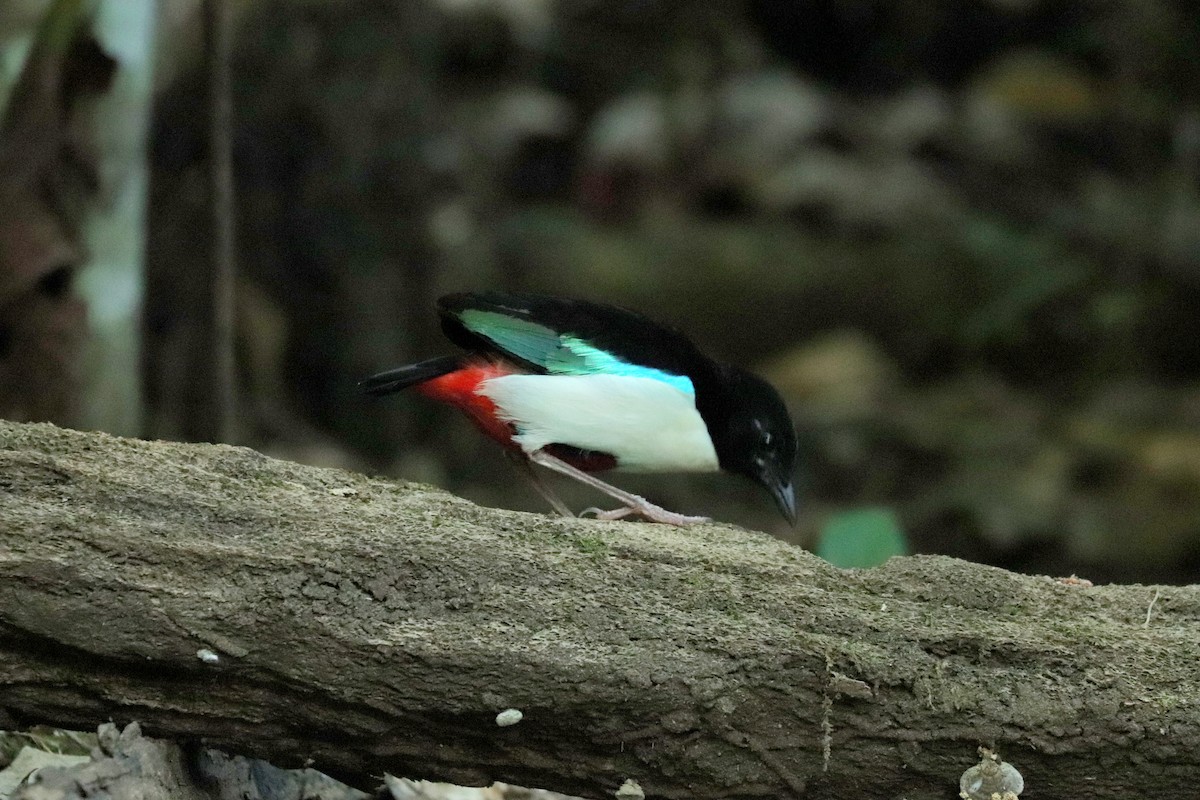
[{"xmin": 1, "ymin": 420, "xmax": 1198, "ymax": 799}]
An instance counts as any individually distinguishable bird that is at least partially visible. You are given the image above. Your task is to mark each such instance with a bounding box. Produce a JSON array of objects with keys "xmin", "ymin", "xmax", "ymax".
[{"xmin": 361, "ymin": 291, "xmax": 798, "ymax": 526}]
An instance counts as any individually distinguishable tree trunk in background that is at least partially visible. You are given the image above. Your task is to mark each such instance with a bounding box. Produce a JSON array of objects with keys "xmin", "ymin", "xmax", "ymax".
[
  {"xmin": 202, "ymin": 0, "xmax": 237, "ymax": 444},
  {"xmin": 143, "ymin": 0, "xmax": 444, "ymax": 458},
  {"xmin": 73, "ymin": 0, "xmax": 157, "ymax": 437},
  {"xmin": 2, "ymin": 419, "xmax": 1198, "ymax": 800},
  {"xmin": 0, "ymin": 0, "xmax": 106, "ymax": 428}
]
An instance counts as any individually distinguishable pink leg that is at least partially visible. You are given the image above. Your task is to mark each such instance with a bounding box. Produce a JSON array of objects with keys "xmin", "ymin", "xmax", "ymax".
[
  {"xmin": 529, "ymin": 450, "xmax": 710, "ymax": 526},
  {"xmin": 507, "ymin": 451, "xmax": 574, "ymax": 517}
]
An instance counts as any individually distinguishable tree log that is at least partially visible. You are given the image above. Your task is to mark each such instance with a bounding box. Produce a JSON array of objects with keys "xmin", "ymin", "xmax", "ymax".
[{"xmin": 1, "ymin": 420, "xmax": 1198, "ymax": 799}]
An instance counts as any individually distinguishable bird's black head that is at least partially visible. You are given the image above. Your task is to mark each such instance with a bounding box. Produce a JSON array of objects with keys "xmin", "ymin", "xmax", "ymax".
[{"xmin": 706, "ymin": 366, "xmax": 799, "ymax": 524}]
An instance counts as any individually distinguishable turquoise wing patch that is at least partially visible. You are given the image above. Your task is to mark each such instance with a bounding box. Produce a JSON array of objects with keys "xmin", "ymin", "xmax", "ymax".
[
  {"xmin": 459, "ymin": 310, "xmax": 563, "ymax": 368},
  {"xmin": 459, "ymin": 309, "xmax": 694, "ymax": 394}
]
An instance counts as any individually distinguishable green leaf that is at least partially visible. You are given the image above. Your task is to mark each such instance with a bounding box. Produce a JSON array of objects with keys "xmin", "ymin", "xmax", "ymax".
[{"xmin": 817, "ymin": 507, "xmax": 907, "ymax": 568}]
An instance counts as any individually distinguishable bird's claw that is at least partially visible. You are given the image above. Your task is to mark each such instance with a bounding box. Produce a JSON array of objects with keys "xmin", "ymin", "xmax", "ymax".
[
  {"xmin": 579, "ymin": 504, "xmax": 709, "ymax": 526},
  {"xmin": 580, "ymin": 506, "xmax": 634, "ymax": 521}
]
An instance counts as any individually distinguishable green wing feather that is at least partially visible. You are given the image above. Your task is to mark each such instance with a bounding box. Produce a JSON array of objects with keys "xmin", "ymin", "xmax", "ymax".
[{"xmin": 457, "ymin": 309, "xmax": 695, "ymax": 393}]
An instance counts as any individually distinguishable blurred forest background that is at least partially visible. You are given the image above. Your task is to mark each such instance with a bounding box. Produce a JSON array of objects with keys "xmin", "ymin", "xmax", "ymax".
[{"xmin": 3, "ymin": 0, "xmax": 1200, "ymax": 583}]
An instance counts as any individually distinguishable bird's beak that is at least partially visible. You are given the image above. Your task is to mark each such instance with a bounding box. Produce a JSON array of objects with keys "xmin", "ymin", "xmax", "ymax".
[{"xmin": 770, "ymin": 479, "xmax": 797, "ymax": 525}]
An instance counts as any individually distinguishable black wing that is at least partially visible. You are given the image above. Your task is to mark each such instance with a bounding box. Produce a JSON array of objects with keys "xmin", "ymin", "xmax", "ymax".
[{"xmin": 437, "ymin": 291, "xmax": 714, "ymax": 380}]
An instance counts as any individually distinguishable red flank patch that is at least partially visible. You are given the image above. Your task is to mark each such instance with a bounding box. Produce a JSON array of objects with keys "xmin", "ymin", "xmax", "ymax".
[{"xmin": 416, "ymin": 362, "xmax": 519, "ymax": 448}]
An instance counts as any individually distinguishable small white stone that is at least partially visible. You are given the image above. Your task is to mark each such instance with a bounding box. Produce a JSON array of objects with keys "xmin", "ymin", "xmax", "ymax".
[
  {"xmin": 495, "ymin": 708, "xmax": 523, "ymax": 727},
  {"xmin": 960, "ymin": 752, "xmax": 1024, "ymax": 799},
  {"xmin": 196, "ymin": 648, "xmax": 220, "ymax": 664},
  {"xmin": 615, "ymin": 779, "xmax": 645, "ymax": 799}
]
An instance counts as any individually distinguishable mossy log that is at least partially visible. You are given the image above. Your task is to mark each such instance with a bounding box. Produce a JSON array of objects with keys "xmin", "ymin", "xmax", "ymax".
[{"xmin": 1, "ymin": 420, "xmax": 1198, "ymax": 799}]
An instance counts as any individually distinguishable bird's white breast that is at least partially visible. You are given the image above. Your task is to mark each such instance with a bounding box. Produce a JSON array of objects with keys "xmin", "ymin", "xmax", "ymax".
[{"xmin": 478, "ymin": 374, "xmax": 720, "ymax": 472}]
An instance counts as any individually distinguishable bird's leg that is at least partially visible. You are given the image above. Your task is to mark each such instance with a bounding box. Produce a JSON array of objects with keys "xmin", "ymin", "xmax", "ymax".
[
  {"xmin": 506, "ymin": 450, "xmax": 574, "ymax": 517},
  {"xmin": 580, "ymin": 505, "xmax": 634, "ymax": 521},
  {"xmin": 529, "ymin": 450, "xmax": 710, "ymax": 526}
]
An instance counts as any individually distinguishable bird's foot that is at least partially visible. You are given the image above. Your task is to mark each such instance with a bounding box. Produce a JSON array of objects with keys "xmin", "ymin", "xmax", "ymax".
[
  {"xmin": 580, "ymin": 506, "xmax": 633, "ymax": 521},
  {"xmin": 528, "ymin": 451, "xmax": 709, "ymax": 526},
  {"xmin": 580, "ymin": 502, "xmax": 709, "ymax": 527}
]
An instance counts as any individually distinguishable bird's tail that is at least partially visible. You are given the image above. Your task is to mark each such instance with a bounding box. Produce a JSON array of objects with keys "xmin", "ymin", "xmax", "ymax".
[{"xmin": 359, "ymin": 356, "xmax": 465, "ymax": 396}]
